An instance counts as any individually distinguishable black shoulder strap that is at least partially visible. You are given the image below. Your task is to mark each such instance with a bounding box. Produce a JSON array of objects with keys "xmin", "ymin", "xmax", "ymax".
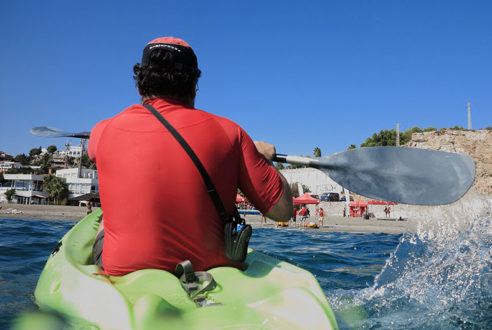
[{"xmin": 144, "ymin": 104, "xmax": 229, "ymax": 221}]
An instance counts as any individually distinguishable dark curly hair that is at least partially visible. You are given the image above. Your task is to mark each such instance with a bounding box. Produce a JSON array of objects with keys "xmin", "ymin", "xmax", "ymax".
[{"xmin": 133, "ymin": 48, "xmax": 201, "ymax": 103}]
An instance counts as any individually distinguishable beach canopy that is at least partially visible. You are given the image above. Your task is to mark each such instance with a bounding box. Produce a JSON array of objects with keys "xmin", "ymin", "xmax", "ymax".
[
  {"xmin": 349, "ymin": 199, "xmax": 368, "ymax": 207},
  {"xmin": 293, "ymin": 193, "xmax": 320, "ymax": 205},
  {"xmin": 236, "ymin": 194, "xmax": 247, "ymax": 203}
]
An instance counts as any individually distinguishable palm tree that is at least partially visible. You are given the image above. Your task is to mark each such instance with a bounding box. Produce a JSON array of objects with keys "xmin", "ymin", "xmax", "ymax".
[
  {"xmin": 313, "ymin": 147, "xmax": 322, "ymax": 158},
  {"xmin": 43, "ymin": 175, "xmax": 69, "ymax": 204}
]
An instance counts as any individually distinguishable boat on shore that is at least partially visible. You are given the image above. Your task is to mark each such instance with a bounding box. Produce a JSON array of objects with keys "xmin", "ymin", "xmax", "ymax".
[{"xmin": 24, "ymin": 209, "xmax": 338, "ymax": 329}]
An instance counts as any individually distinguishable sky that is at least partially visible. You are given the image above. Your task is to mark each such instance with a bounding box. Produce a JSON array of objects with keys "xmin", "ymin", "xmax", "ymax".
[{"xmin": 1, "ymin": 0, "xmax": 491, "ymax": 158}]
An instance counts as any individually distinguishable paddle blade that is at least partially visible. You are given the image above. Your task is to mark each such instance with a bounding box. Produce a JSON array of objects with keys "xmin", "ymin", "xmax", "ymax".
[
  {"xmin": 30, "ymin": 126, "xmax": 90, "ymax": 139},
  {"xmin": 317, "ymin": 147, "xmax": 475, "ymax": 205}
]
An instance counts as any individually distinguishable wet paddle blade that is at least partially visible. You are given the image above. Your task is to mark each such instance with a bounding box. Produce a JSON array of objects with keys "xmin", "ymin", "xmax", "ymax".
[
  {"xmin": 277, "ymin": 147, "xmax": 475, "ymax": 205},
  {"xmin": 30, "ymin": 126, "xmax": 90, "ymax": 139}
]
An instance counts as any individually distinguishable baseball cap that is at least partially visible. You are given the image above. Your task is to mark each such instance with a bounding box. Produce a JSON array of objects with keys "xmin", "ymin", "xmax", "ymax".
[{"xmin": 141, "ymin": 37, "xmax": 198, "ymax": 69}]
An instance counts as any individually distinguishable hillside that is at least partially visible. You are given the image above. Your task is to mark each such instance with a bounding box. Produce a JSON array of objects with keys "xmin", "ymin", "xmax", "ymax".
[{"xmin": 407, "ymin": 129, "xmax": 492, "ymax": 196}]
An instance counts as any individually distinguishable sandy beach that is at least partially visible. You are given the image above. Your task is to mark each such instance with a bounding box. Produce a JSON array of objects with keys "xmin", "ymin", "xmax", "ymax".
[{"xmin": 0, "ymin": 203, "xmax": 416, "ymax": 234}]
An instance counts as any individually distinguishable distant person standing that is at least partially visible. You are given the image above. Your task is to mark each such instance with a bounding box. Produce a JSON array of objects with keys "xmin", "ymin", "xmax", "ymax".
[
  {"xmin": 86, "ymin": 201, "xmax": 93, "ymax": 215},
  {"xmin": 343, "ymin": 206, "xmax": 346, "ymax": 217},
  {"xmin": 300, "ymin": 205, "xmax": 308, "ymax": 226},
  {"xmin": 318, "ymin": 207, "xmax": 324, "ymax": 227}
]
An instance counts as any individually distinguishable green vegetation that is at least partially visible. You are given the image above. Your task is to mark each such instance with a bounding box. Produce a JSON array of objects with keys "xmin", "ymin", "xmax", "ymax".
[
  {"xmin": 29, "ymin": 146, "xmax": 42, "ymax": 158},
  {"xmin": 14, "ymin": 153, "xmax": 29, "ymax": 165},
  {"xmin": 43, "ymin": 175, "xmax": 69, "ymax": 205},
  {"xmin": 5, "ymin": 167, "xmax": 36, "ymax": 174},
  {"xmin": 81, "ymin": 153, "xmax": 96, "ymax": 169},
  {"xmin": 4, "ymin": 189, "xmax": 16, "ymax": 202},
  {"xmin": 313, "ymin": 147, "xmax": 322, "ymax": 158},
  {"xmin": 47, "ymin": 145, "xmax": 58, "ymax": 154}
]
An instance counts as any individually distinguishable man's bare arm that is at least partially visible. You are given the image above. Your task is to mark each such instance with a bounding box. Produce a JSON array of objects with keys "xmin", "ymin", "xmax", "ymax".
[{"xmin": 254, "ymin": 141, "xmax": 293, "ymax": 221}]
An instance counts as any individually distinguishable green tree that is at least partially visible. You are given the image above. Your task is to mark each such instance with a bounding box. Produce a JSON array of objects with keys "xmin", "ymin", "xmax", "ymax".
[
  {"xmin": 29, "ymin": 146, "xmax": 42, "ymax": 158},
  {"xmin": 39, "ymin": 153, "xmax": 53, "ymax": 174},
  {"xmin": 43, "ymin": 175, "xmax": 69, "ymax": 205},
  {"xmin": 449, "ymin": 125, "xmax": 465, "ymax": 131},
  {"xmin": 14, "ymin": 153, "xmax": 30, "ymax": 165},
  {"xmin": 423, "ymin": 127, "xmax": 437, "ymax": 132},
  {"xmin": 347, "ymin": 144, "xmax": 357, "ymax": 150},
  {"xmin": 313, "ymin": 147, "xmax": 322, "ymax": 158},
  {"xmin": 360, "ymin": 129, "xmax": 397, "ymax": 147},
  {"xmin": 4, "ymin": 189, "xmax": 16, "ymax": 202},
  {"xmin": 65, "ymin": 156, "xmax": 76, "ymax": 167},
  {"xmin": 47, "ymin": 145, "xmax": 58, "ymax": 154},
  {"xmin": 81, "ymin": 153, "xmax": 96, "ymax": 169}
]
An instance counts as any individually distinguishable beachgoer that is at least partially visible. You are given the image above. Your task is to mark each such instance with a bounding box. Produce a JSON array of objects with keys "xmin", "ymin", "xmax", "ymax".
[
  {"xmin": 387, "ymin": 206, "xmax": 391, "ymax": 218},
  {"xmin": 86, "ymin": 201, "xmax": 92, "ymax": 215},
  {"xmin": 384, "ymin": 206, "xmax": 388, "ymax": 218},
  {"xmin": 300, "ymin": 205, "xmax": 308, "ymax": 226},
  {"xmin": 343, "ymin": 206, "xmax": 346, "ymax": 217},
  {"xmin": 89, "ymin": 37, "xmax": 293, "ymax": 276},
  {"xmin": 318, "ymin": 207, "xmax": 324, "ymax": 227}
]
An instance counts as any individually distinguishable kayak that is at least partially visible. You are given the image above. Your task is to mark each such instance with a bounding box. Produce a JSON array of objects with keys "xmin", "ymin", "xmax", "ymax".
[
  {"xmin": 31, "ymin": 209, "xmax": 338, "ymax": 329},
  {"xmin": 306, "ymin": 222, "xmax": 319, "ymax": 228}
]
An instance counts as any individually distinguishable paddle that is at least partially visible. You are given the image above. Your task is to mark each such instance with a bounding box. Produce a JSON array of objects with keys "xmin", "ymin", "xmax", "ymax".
[
  {"xmin": 31, "ymin": 126, "xmax": 475, "ymax": 205},
  {"xmin": 274, "ymin": 148, "xmax": 475, "ymax": 205}
]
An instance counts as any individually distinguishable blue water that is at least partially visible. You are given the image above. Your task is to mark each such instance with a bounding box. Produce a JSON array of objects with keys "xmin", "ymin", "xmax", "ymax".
[{"xmin": 1, "ymin": 209, "xmax": 491, "ymax": 329}]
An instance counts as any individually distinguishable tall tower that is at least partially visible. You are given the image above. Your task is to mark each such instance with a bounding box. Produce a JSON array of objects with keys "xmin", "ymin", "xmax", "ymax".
[
  {"xmin": 396, "ymin": 123, "xmax": 400, "ymax": 146},
  {"xmin": 467, "ymin": 102, "xmax": 472, "ymax": 130}
]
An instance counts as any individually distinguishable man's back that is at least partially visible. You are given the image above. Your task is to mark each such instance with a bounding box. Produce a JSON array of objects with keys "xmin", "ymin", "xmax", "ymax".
[{"xmin": 89, "ymin": 98, "xmax": 284, "ymax": 275}]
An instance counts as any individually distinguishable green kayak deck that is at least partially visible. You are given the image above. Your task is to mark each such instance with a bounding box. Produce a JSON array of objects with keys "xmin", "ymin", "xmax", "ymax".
[{"xmin": 32, "ymin": 209, "xmax": 338, "ymax": 329}]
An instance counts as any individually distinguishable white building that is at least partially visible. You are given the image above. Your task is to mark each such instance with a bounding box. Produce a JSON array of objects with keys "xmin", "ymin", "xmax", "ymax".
[
  {"xmin": 55, "ymin": 168, "xmax": 98, "ymax": 199},
  {"xmin": 0, "ymin": 161, "xmax": 23, "ymax": 171},
  {"xmin": 280, "ymin": 168, "xmax": 343, "ymax": 195},
  {"xmin": 55, "ymin": 145, "xmax": 83, "ymax": 158},
  {"xmin": 0, "ymin": 174, "xmax": 47, "ymax": 204}
]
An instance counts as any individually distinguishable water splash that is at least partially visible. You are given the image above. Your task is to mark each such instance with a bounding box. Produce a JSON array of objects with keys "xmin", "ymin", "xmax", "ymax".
[{"xmin": 332, "ymin": 189, "xmax": 492, "ymax": 329}]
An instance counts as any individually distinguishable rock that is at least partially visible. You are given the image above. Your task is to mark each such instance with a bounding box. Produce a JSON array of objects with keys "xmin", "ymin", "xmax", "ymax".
[{"xmin": 408, "ymin": 129, "xmax": 492, "ymax": 196}]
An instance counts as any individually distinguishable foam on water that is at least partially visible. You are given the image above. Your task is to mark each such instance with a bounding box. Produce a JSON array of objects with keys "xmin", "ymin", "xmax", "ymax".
[{"xmin": 330, "ymin": 189, "xmax": 492, "ymax": 329}]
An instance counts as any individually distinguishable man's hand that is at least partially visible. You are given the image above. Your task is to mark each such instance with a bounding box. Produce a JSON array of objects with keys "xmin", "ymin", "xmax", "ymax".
[{"xmin": 254, "ymin": 141, "xmax": 276, "ymax": 164}]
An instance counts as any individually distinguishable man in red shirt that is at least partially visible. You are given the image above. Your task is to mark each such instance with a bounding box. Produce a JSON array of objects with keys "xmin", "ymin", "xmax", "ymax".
[
  {"xmin": 299, "ymin": 205, "xmax": 308, "ymax": 227},
  {"xmin": 89, "ymin": 37, "xmax": 292, "ymax": 276}
]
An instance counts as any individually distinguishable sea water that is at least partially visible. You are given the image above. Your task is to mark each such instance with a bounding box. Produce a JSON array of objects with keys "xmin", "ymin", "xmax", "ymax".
[{"xmin": 0, "ymin": 193, "xmax": 490, "ymax": 329}]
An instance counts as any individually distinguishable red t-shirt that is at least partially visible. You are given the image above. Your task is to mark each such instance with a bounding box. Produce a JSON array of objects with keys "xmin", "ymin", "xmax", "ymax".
[
  {"xmin": 88, "ymin": 98, "xmax": 283, "ymax": 276},
  {"xmin": 300, "ymin": 208, "xmax": 308, "ymax": 216},
  {"xmin": 319, "ymin": 210, "xmax": 324, "ymax": 217}
]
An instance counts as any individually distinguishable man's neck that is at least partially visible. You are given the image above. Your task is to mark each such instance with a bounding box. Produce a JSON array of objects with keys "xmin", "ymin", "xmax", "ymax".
[{"xmin": 141, "ymin": 95, "xmax": 195, "ymax": 108}]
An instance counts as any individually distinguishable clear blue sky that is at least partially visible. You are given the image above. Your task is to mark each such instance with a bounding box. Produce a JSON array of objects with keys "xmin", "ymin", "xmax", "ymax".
[{"xmin": 1, "ymin": 0, "xmax": 491, "ymax": 157}]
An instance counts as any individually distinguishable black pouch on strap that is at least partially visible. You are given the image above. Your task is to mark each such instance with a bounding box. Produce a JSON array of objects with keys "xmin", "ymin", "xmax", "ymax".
[{"xmin": 224, "ymin": 211, "xmax": 252, "ymax": 262}]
